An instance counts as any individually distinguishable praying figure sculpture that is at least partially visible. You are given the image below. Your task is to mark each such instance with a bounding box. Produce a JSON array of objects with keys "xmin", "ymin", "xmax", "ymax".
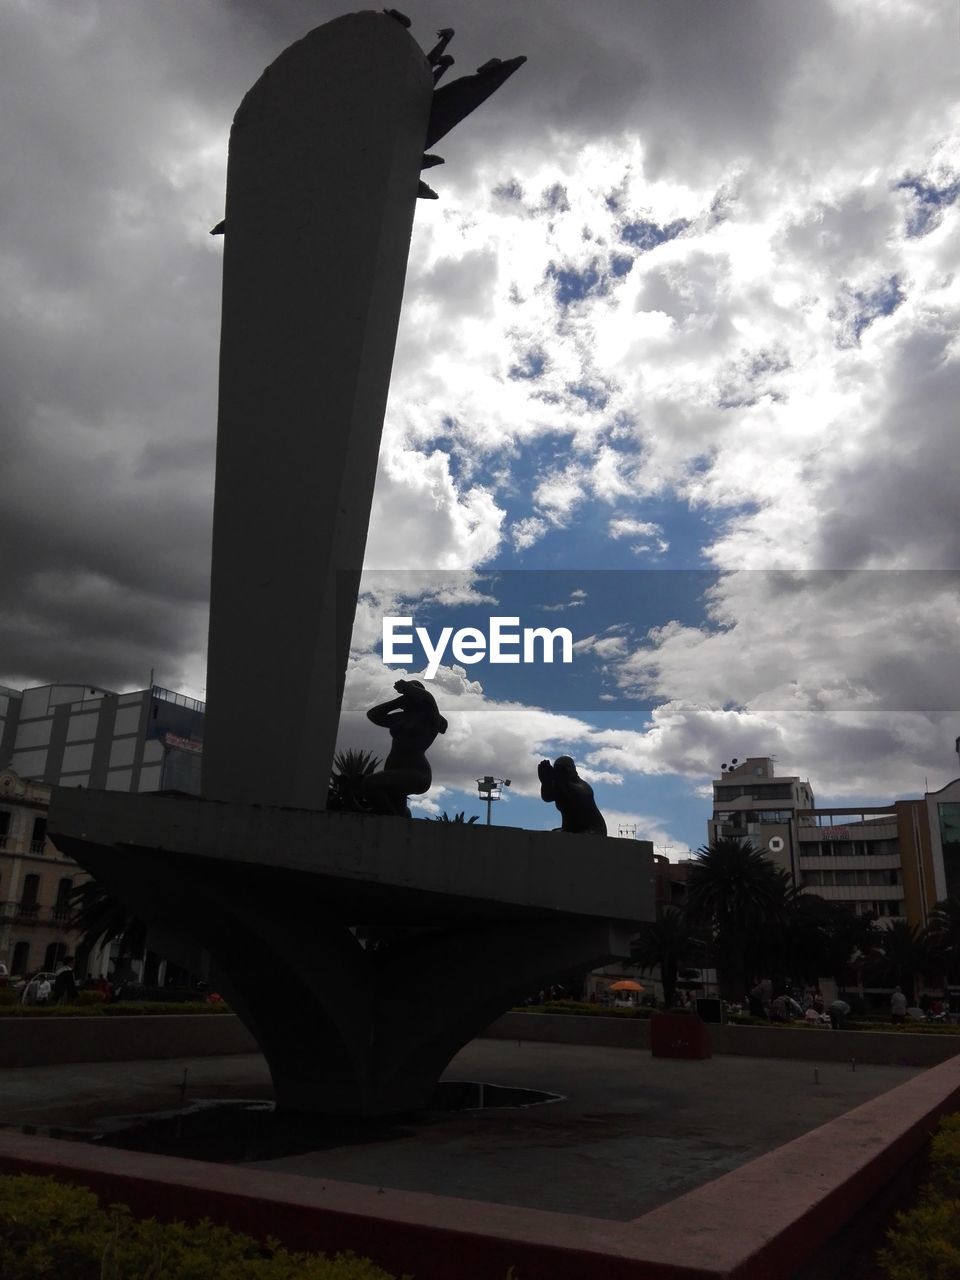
[
  {"xmin": 538, "ymin": 755, "xmax": 607, "ymax": 836},
  {"xmin": 361, "ymin": 680, "xmax": 448, "ymax": 815}
]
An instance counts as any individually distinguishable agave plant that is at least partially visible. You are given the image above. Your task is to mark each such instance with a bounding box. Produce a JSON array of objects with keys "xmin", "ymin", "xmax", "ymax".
[
  {"xmin": 431, "ymin": 811, "xmax": 480, "ymax": 824},
  {"xmin": 328, "ymin": 748, "xmax": 381, "ymax": 811}
]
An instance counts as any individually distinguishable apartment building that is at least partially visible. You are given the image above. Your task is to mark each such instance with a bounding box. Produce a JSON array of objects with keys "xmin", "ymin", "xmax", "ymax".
[
  {"xmin": 706, "ymin": 756, "xmax": 815, "ymax": 883},
  {"xmin": 707, "ymin": 756, "xmax": 952, "ymax": 929}
]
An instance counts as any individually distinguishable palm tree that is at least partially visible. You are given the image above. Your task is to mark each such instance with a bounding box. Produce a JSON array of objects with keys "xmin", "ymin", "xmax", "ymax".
[
  {"xmin": 686, "ymin": 838, "xmax": 789, "ymax": 1000},
  {"xmin": 865, "ymin": 919, "xmax": 929, "ymax": 1004},
  {"xmin": 924, "ymin": 895, "xmax": 960, "ymax": 985},
  {"xmin": 328, "ymin": 748, "xmax": 381, "ymax": 811},
  {"xmin": 431, "ymin": 811, "xmax": 480, "ymax": 824},
  {"xmin": 629, "ymin": 906, "xmax": 705, "ymax": 1009},
  {"xmin": 68, "ymin": 879, "xmax": 147, "ymax": 976}
]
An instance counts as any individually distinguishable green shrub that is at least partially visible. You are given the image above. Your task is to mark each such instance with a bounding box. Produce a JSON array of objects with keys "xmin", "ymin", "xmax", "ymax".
[
  {"xmin": 878, "ymin": 1112, "xmax": 960, "ymax": 1279},
  {"xmin": 0, "ymin": 988, "xmax": 18, "ymax": 1006},
  {"xmin": 0, "ymin": 1173, "xmax": 408, "ymax": 1279},
  {"xmin": 0, "ymin": 1001, "xmax": 229, "ymax": 1018},
  {"xmin": 538, "ymin": 1000, "xmax": 654, "ymax": 1019}
]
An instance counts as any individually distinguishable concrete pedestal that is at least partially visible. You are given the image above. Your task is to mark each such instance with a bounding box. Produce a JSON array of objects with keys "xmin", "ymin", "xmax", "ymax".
[{"xmin": 50, "ymin": 788, "xmax": 653, "ymax": 1115}]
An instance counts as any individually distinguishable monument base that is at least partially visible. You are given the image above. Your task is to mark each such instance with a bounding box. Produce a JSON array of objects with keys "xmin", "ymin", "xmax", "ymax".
[{"xmin": 50, "ymin": 788, "xmax": 652, "ymax": 1116}]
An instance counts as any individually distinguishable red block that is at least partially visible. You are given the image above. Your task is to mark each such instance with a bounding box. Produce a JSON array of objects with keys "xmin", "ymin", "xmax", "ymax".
[{"xmin": 650, "ymin": 1012, "xmax": 713, "ymax": 1059}]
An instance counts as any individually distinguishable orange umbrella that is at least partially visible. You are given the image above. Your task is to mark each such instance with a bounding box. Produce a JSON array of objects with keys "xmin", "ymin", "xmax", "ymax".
[{"xmin": 609, "ymin": 980, "xmax": 644, "ymax": 992}]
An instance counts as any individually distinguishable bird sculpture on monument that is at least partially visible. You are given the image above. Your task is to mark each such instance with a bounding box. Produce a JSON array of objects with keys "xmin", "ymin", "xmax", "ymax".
[{"xmin": 212, "ymin": 15, "xmax": 525, "ymax": 228}]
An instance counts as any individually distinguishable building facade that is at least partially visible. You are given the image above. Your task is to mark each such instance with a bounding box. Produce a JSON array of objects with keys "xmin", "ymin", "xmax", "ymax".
[
  {"xmin": 0, "ymin": 683, "xmax": 204, "ymax": 795},
  {"xmin": 0, "ymin": 768, "xmax": 90, "ymax": 976},
  {"xmin": 707, "ymin": 757, "xmax": 815, "ymax": 884},
  {"xmin": 707, "ymin": 756, "xmax": 952, "ymax": 930},
  {"xmin": 0, "ymin": 682, "xmax": 207, "ymax": 979}
]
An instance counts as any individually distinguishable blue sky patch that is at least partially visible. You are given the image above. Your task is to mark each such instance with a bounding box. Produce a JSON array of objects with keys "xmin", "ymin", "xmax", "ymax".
[
  {"xmin": 620, "ymin": 217, "xmax": 689, "ymax": 252},
  {"xmin": 547, "ymin": 259, "xmax": 606, "ymax": 306},
  {"xmin": 896, "ymin": 173, "xmax": 960, "ymax": 237},
  {"xmin": 851, "ymin": 275, "xmax": 905, "ymax": 342},
  {"xmin": 508, "ymin": 349, "xmax": 546, "ymax": 381},
  {"xmin": 566, "ymin": 381, "xmax": 609, "ymax": 410}
]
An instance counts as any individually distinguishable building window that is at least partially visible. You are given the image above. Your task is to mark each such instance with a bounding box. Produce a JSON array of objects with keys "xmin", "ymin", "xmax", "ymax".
[
  {"xmin": 19, "ymin": 874, "xmax": 40, "ymax": 920},
  {"xmin": 30, "ymin": 817, "xmax": 46, "ymax": 854},
  {"xmin": 54, "ymin": 878, "xmax": 73, "ymax": 922},
  {"xmin": 11, "ymin": 940, "xmax": 30, "ymax": 975}
]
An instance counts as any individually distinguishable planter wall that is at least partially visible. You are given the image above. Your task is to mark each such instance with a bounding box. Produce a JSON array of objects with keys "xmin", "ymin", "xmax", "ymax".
[{"xmin": 650, "ymin": 1012, "xmax": 712, "ymax": 1059}]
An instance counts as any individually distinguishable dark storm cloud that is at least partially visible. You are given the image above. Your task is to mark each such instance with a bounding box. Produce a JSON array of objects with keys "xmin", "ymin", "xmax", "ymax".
[{"xmin": 0, "ymin": 0, "xmax": 953, "ymax": 716}]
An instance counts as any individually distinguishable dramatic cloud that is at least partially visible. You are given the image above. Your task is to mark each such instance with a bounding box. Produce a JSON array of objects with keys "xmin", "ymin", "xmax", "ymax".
[{"xmin": 2, "ymin": 1, "xmax": 957, "ymax": 850}]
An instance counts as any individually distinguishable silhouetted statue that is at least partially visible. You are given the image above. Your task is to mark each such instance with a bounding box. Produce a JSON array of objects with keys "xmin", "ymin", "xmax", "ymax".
[
  {"xmin": 538, "ymin": 756, "xmax": 607, "ymax": 836},
  {"xmin": 361, "ymin": 680, "xmax": 448, "ymax": 815}
]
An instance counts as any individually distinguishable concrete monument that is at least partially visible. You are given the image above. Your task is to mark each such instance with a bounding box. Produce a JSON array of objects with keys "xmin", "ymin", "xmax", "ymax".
[{"xmin": 49, "ymin": 12, "xmax": 653, "ymax": 1117}]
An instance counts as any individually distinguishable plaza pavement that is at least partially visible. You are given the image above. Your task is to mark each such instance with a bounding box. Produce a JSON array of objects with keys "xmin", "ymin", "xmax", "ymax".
[{"xmin": 0, "ymin": 1039, "xmax": 923, "ymax": 1221}]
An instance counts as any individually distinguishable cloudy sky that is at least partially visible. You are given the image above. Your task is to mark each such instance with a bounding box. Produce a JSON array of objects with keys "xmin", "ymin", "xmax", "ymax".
[{"xmin": 2, "ymin": 1, "xmax": 958, "ymax": 852}]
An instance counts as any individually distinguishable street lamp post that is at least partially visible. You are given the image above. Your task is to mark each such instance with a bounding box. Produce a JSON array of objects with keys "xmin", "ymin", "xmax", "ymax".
[{"xmin": 476, "ymin": 775, "xmax": 511, "ymax": 825}]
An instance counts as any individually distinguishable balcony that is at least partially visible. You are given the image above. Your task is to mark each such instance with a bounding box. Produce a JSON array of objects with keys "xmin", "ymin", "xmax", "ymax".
[
  {"xmin": 799, "ymin": 853, "xmax": 901, "ymax": 872},
  {"xmin": 10, "ymin": 901, "xmax": 40, "ymax": 922}
]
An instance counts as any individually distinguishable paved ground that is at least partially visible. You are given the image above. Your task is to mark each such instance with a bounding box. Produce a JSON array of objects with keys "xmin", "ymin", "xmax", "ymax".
[{"xmin": 0, "ymin": 1042, "xmax": 923, "ymax": 1221}]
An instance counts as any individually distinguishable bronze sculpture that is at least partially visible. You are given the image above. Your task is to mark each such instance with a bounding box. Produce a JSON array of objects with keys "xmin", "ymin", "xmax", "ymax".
[
  {"xmin": 539, "ymin": 755, "xmax": 608, "ymax": 835},
  {"xmin": 361, "ymin": 679, "xmax": 448, "ymax": 815}
]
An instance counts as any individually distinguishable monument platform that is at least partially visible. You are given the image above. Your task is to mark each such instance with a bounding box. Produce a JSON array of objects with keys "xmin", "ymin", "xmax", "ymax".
[
  {"xmin": 50, "ymin": 787, "xmax": 653, "ymax": 1115},
  {"xmin": 49, "ymin": 787, "xmax": 649, "ymax": 926}
]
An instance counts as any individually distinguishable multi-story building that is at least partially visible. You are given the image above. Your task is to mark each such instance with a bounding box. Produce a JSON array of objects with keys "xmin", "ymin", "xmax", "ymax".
[
  {"xmin": 0, "ymin": 768, "xmax": 91, "ymax": 977},
  {"xmin": 0, "ymin": 683, "xmax": 204, "ymax": 795},
  {"xmin": 707, "ymin": 757, "xmax": 815, "ymax": 884},
  {"xmin": 0, "ymin": 681, "xmax": 206, "ymax": 979},
  {"xmin": 707, "ymin": 756, "xmax": 954, "ymax": 930},
  {"xmin": 926, "ymin": 778, "xmax": 960, "ymax": 903}
]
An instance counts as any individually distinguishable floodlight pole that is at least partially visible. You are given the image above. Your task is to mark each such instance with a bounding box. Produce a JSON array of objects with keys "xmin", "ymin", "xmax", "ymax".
[{"xmin": 476, "ymin": 775, "xmax": 510, "ymax": 826}]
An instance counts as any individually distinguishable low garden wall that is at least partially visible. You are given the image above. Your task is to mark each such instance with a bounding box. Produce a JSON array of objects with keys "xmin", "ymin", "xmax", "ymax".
[
  {"xmin": 0, "ymin": 1013, "xmax": 258, "ymax": 1067},
  {"xmin": 485, "ymin": 1010, "xmax": 960, "ymax": 1068},
  {"xmin": 3, "ymin": 1008, "xmax": 960, "ymax": 1069}
]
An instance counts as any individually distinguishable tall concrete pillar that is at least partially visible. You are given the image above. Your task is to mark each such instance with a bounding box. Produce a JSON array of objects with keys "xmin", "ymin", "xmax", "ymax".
[{"xmin": 202, "ymin": 14, "xmax": 433, "ymax": 809}]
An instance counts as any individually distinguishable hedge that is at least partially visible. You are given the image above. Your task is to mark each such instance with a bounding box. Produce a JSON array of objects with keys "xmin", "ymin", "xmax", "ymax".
[
  {"xmin": 513, "ymin": 1000, "xmax": 655, "ymax": 1020},
  {"xmin": 0, "ymin": 1173, "xmax": 409, "ymax": 1279},
  {"xmin": 0, "ymin": 1001, "xmax": 230, "ymax": 1018},
  {"xmin": 878, "ymin": 1113, "xmax": 960, "ymax": 1279}
]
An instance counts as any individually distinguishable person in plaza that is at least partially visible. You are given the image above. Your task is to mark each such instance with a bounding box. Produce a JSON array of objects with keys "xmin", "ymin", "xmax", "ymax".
[
  {"xmin": 52, "ymin": 956, "xmax": 78, "ymax": 1004},
  {"xmin": 20, "ymin": 973, "xmax": 41, "ymax": 1005},
  {"xmin": 890, "ymin": 986, "xmax": 907, "ymax": 1024},
  {"xmin": 748, "ymin": 977, "xmax": 772, "ymax": 1019},
  {"xmin": 828, "ymin": 997, "xmax": 851, "ymax": 1030}
]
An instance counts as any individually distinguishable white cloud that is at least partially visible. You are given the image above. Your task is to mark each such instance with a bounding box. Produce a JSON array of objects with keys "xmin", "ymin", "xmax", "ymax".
[{"xmin": 2, "ymin": 1, "xmax": 957, "ymax": 843}]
